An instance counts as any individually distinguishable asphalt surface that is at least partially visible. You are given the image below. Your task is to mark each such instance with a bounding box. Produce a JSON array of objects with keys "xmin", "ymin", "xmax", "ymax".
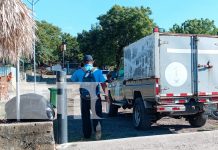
[
  {"xmin": 54, "ymin": 98, "xmax": 218, "ymax": 142},
  {"xmin": 56, "ymin": 130, "xmax": 218, "ymax": 150}
]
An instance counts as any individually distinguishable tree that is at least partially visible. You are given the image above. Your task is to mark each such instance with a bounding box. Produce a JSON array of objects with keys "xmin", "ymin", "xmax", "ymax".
[
  {"xmin": 170, "ymin": 18, "xmax": 217, "ymax": 35},
  {"xmin": 77, "ymin": 25, "xmax": 108, "ymax": 67},
  {"xmin": 77, "ymin": 5, "xmax": 155, "ymax": 68},
  {"xmin": 36, "ymin": 20, "xmax": 62, "ymax": 66},
  {"xmin": 35, "ymin": 21, "xmax": 82, "ymax": 67},
  {"xmin": 61, "ymin": 33, "xmax": 83, "ymax": 64},
  {"xmin": 98, "ymin": 5, "xmax": 155, "ymax": 68}
]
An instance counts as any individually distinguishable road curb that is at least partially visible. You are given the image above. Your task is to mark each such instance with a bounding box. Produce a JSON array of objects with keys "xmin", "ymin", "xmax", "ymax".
[{"xmin": 56, "ymin": 130, "xmax": 218, "ymax": 150}]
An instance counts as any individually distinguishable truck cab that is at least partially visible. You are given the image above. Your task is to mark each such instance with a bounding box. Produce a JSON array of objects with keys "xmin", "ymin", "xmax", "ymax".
[{"xmin": 109, "ymin": 68, "xmax": 125, "ymax": 101}]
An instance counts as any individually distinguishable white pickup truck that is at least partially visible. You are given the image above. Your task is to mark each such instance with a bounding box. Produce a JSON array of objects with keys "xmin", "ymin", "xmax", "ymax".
[{"xmin": 108, "ymin": 29, "xmax": 218, "ymax": 129}]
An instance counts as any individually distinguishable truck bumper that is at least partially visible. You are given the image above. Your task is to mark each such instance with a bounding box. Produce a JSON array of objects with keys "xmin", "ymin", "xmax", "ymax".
[
  {"xmin": 157, "ymin": 105, "xmax": 186, "ymax": 112},
  {"xmin": 157, "ymin": 102, "xmax": 205, "ymax": 115}
]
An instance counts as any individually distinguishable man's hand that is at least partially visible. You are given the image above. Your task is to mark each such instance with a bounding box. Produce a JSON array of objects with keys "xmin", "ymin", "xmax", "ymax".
[
  {"xmin": 105, "ymin": 95, "xmax": 109, "ymax": 103},
  {"xmin": 101, "ymin": 82, "xmax": 109, "ymax": 102}
]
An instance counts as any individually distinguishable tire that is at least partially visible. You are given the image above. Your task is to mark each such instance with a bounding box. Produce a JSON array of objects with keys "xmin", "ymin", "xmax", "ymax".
[
  {"xmin": 81, "ymin": 98, "xmax": 92, "ymax": 138},
  {"xmin": 210, "ymin": 104, "xmax": 218, "ymax": 120},
  {"xmin": 210, "ymin": 111, "xmax": 218, "ymax": 120},
  {"xmin": 188, "ymin": 113, "xmax": 208, "ymax": 127},
  {"xmin": 107, "ymin": 93, "xmax": 119, "ymax": 117},
  {"xmin": 133, "ymin": 98, "xmax": 152, "ymax": 130}
]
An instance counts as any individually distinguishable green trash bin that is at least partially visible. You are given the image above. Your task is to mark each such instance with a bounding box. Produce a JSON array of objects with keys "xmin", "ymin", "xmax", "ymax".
[{"xmin": 49, "ymin": 88, "xmax": 57, "ymax": 108}]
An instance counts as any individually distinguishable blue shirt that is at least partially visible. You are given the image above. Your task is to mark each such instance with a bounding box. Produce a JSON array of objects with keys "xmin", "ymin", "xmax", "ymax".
[
  {"xmin": 71, "ymin": 64, "xmax": 106, "ymax": 83},
  {"xmin": 71, "ymin": 64, "xmax": 106, "ymax": 95}
]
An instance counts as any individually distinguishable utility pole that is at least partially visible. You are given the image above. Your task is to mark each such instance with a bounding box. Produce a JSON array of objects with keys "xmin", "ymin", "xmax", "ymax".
[
  {"xmin": 26, "ymin": 0, "xmax": 40, "ymax": 93},
  {"xmin": 56, "ymin": 71, "xmax": 68, "ymax": 144},
  {"xmin": 61, "ymin": 41, "xmax": 67, "ymax": 69},
  {"xmin": 16, "ymin": 58, "xmax": 20, "ymax": 121}
]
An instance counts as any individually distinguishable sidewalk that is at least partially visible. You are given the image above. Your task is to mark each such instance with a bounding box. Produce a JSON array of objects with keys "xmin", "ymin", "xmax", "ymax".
[{"xmin": 56, "ymin": 130, "xmax": 218, "ymax": 150}]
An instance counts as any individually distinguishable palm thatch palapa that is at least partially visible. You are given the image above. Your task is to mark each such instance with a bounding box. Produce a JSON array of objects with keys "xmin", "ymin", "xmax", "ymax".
[{"xmin": 0, "ymin": 0, "xmax": 36, "ymax": 63}]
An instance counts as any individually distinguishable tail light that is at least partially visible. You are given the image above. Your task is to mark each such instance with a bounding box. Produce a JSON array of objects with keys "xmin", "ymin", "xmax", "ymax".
[
  {"xmin": 153, "ymin": 27, "xmax": 159, "ymax": 33},
  {"xmin": 198, "ymin": 99, "xmax": 208, "ymax": 103},
  {"xmin": 155, "ymin": 78, "xmax": 160, "ymax": 95}
]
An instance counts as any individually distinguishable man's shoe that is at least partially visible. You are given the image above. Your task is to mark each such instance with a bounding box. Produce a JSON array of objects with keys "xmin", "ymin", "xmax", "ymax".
[{"xmin": 95, "ymin": 122, "xmax": 102, "ymax": 140}]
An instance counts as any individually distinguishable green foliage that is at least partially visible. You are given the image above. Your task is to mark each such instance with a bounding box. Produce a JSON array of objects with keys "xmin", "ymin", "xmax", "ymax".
[
  {"xmin": 170, "ymin": 18, "xmax": 217, "ymax": 35},
  {"xmin": 61, "ymin": 33, "xmax": 83, "ymax": 63},
  {"xmin": 36, "ymin": 20, "xmax": 62, "ymax": 66},
  {"xmin": 77, "ymin": 5, "xmax": 155, "ymax": 68},
  {"xmin": 77, "ymin": 25, "xmax": 107, "ymax": 67},
  {"xmin": 35, "ymin": 20, "xmax": 82, "ymax": 66},
  {"xmin": 34, "ymin": 8, "xmax": 218, "ymax": 70}
]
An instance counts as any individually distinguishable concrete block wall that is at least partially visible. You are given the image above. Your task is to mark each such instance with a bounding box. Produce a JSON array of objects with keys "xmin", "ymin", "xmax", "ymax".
[{"xmin": 0, "ymin": 122, "xmax": 55, "ymax": 150}]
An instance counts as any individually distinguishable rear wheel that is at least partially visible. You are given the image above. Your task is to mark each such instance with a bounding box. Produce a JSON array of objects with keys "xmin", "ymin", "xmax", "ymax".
[
  {"xmin": 210, "ymin": 104, "xmax": 218, "ymax": 120},
  {"xmin": 211, "ymin": 111, "xmax": 218, "ymax": 120},
  {"xmin": 188, "ymin": 112, "xmax": 208, "ymax": 127},
  {"xmin": 133, "ymin": 98, "xmax": 153, "ymax": 130}
]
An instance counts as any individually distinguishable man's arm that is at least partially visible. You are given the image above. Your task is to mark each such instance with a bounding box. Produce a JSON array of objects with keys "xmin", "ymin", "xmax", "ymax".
[
  {"xmin": 101, "ymin": 82, "xmax": 109, "ymax": 102},
  {"xmin": 71, "ymin": 70, "xmax": 78, "ymax": 82},
  {"xmin": 98, "ymin": 70, "xmax": 109, "ymax": 101},
  {"xmin": 100, "ymin": 82, "xmax": 108, "ymax": 95}
]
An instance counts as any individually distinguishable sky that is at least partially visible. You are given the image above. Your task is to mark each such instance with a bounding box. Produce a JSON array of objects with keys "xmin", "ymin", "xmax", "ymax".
[{"xmin": 23, "ymin": 0, "xmax": 218, "ymax": 36}]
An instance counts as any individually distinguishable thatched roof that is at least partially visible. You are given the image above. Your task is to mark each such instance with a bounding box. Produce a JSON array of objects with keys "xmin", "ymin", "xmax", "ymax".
[{"xmin": 0, "ymin": 0, "xmax": 36, "ymax": 63}]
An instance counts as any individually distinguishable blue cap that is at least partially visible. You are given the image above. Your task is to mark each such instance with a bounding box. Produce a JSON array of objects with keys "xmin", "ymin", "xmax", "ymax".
[{"xmin": 83, "ymin": 55, "xmax": 93, "ymax": 62}]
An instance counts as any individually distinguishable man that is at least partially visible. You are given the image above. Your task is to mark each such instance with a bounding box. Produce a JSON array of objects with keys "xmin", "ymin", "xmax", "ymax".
[{"xmin": 71, "ymin": 55, "xmax": 108, "ymax": 140}]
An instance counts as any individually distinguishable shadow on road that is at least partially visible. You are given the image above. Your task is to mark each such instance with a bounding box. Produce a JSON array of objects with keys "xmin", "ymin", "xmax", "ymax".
[{"xmin": 53, "ymin": 112, "xmax": 192, "ymax": 143}]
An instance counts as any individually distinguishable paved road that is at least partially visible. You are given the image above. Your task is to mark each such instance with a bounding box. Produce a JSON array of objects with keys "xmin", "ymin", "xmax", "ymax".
[
  {"xmin": 57, "ymin": 130, "xmax": 218, "ymax": 150},
  {"xmin": 53, "ymin": 90, "xmax": 218, "ymax": 142},
  {"xmin": 62, "ymin": 113, "xmax": 218, "ymax": 142}
]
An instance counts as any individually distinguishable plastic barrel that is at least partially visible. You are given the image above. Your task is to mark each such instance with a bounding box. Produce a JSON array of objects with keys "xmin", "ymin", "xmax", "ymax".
[{"xmin": 48, "ymin": 88, "xmax": 57, "ymax": 108}]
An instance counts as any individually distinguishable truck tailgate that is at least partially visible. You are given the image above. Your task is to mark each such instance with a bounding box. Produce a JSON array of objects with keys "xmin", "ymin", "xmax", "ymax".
[
  {"xmin": 197, "ymin": 36, "xmax": 218, "ymax": 95},
  {"xmin": 159, "ymin": 35, "xmax": 192, "ymax": 96}
]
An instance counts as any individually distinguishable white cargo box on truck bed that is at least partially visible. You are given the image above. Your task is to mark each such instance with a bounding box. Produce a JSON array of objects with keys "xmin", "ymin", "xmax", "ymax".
[
  {"xmin": 124, "ymin": 33, "xmax": 218, "ymax": 97},
  {"xmin": 124, "ymin": 34, "xmax": 158, "ymax": 80}
]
